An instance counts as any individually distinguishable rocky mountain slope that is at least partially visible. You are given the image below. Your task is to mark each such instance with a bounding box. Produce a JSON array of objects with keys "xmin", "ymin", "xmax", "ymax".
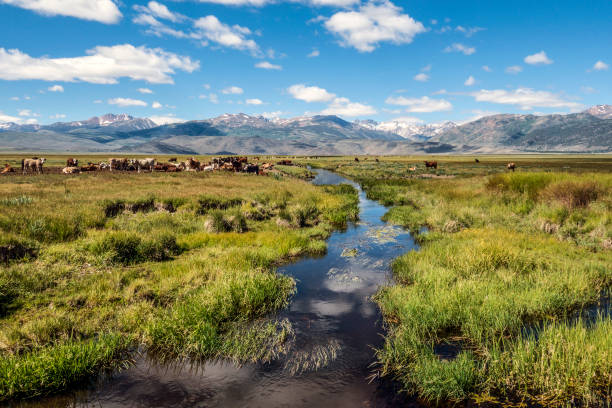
[{"xmin": 0, "ymin": 106, "xmax": 610, "ymax": 154}]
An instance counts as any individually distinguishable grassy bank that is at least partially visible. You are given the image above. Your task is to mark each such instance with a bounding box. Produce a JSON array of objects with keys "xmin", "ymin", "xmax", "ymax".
[
  {"xmin": 304, "ymin": 156, "xmax": 612, "ymax": 406},
  {"xmin": 0, "ymin": 165, "xmax": 358, "ymax": 401}
]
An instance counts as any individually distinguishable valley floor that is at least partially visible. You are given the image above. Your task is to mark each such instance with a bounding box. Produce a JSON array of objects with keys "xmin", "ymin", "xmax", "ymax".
[
  {"xmin": 0, "ymin": 160, "xmax": 358, "ymax": 401},
  {"xmin": 301, "ymin": 155, "xmax": 612, "ymax": 406}
]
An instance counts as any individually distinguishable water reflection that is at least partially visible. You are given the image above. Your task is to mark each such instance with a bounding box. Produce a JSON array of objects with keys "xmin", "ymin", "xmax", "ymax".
[{"xmin": 15, "ymin": 169, "xmax": 420, "ymax": 408}]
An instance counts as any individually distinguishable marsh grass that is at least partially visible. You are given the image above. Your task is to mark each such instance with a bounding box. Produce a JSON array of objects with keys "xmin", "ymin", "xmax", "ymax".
[
  {"xmin": 0, "ymin": 166, "xmax": 358, "ymax": 401},
  {"xmin": 307, "ymin": 156, "xmax": 612, "ymax": 405}
]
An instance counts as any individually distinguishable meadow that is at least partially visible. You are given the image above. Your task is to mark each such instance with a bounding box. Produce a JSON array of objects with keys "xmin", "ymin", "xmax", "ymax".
[
  {"xmin": 0, "ymin": 155, "xmax": 358, "ymax": 401},
  {"xmin": 300, "ymin": 155, "xmax": 612, "ymax": 407}
]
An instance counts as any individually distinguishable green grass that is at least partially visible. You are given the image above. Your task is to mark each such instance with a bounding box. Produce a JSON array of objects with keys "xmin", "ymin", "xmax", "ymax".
[
  {"xmin": 0, "ymin": 162, "xmax": 358, "ymax": 401},
  {"xmin": 302, "ymin": 155, "xmax": 612, "ymax": 406}
]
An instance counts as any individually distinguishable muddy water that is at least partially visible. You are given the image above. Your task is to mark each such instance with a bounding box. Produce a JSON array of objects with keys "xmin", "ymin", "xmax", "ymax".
[{"xmin": 16, "ymin": 169, "xmax": 422, "ymax": 408}]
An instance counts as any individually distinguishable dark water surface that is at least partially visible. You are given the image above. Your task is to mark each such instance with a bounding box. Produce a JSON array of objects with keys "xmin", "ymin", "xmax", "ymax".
[{"xmin": 15, "ymin": 169, "xmax": 422, "ymax": 408}]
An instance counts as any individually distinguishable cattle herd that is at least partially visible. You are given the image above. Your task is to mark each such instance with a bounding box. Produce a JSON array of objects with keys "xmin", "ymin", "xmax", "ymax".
[
  {"xmin": 0, "ymin": 156, "xmax": 285, "ymax": 176},
  {"xmin": 0, "ymin": 157, "xmax": 520, "ymax": 176}
]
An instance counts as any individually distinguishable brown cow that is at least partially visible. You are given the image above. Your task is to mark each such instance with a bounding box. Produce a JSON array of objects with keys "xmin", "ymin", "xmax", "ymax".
[
  {"xmin": 424, "ymin": 160, "xmax": 438, "ymax": 169},
  {"xmin": 22, "ymin": 158, "xmax": 46, "ymax": 174},
  {"xmin": 475, "ymin": 158, "xmax": 480, "ymax": 163},
  {"xmin": 168, "ymin": 157, "xmax": 178, "ymax": 162},
  {"xmin": 109, "ymin": 158, "xmax": 128, "ymax": 172},
  {"xmin": 66, "ymin": 158, "xmax": 79, "ymax": 167},
  {"xmin": 354, "ymin": 157, "xmax": 360, "ymax": 162},
  {"xmin": 183, "ymin": 157, "xmax": 200, "ymax": 171},
  {"xmin": 507, "ymin": 162, "xmax": 516, "ymax": 172},
  {"xmin": 1, "ymin": 164, "xmax": 15, "ymax": 174}
]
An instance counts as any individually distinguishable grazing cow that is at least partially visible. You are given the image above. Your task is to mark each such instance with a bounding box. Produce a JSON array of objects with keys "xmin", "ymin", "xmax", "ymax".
[
  {"xmin": 244, "ymin": 164, "xmax": 259, "ymax": 174},
  {"xmin": 354, "ymin": 157, "xmax": 360, "ymax": 162},
  {"xmin": 1, "ymin": 164, "xmax": 15, "ymax": 174},
  {"xmin": 109, "ymin": 158, "xmax": 128, "ymax": 172},
  {"xmin": 475, "ymin": 158, "xmax": 480, "ymax": 163},
  {"xmin": 375, "ymin": 158, "xmax": 380, "ymax": 163},
  {"xmin": 168, "ymin": 157, "xmax": 178, "ymax": 162},
  {"xmin": 261, "ymin": 163, "xmax": 274, "ymax": 170},
  {"xmin": 408, "ymin": 167, "xmax": 416, "ymax": 172},
  {"xmin": 221, "ymin": 162, "xmax": 235, "ymax": 171},
  {"xmin": 202, "ymin": 165, "xmax": 215, "ymax": 172},
  {"xmin": 277, "ymin": 160, "xmax": 292, "ymax": 166},
  {"xmin": 424, "ymin": 161, "xmax": 438, "ymax": 169},
  {"xmin": 21, "ymin": 158, "xmax": 46, "ymax": 174},
  {"xmin": 183, "ymin": 157, "xmax": 201, "ymax": 171},
  {"xmin": 131, "ymin": 158, "xmax": 156, "ymax": 173},
  {"xmin": 81, "ymin": 163, "xmax": 98, "ymax": 172},
  {"xmin": 66, "ymin": 158, "xmax": 79, "ymax": 167},
  {"xmin": 507, "ymin": 162, "xmax": 516, "ymax": 172},
  {"xmin": 62, "ymin": 166, "xmax": 80, "ymax": 174}
]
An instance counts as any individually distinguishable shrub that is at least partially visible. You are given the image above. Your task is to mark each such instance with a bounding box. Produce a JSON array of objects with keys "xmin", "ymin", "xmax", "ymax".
[
  {"xmin": 204, "ymin": 211, "xmax": 248, "ymax": 233},
  {"xmin": 25, "ymin": 216, "xmax": 82, "ymax": 243},
  {"xmin": 486, "ymin": 173, "xmax": 556, "ymax": 199},
  {"xmin": 542, "ymin": 181, "xmax": 602, "ymax": 209},
  {"xmin": 88, "ymin": 231, "xmax": 181, "ymax": 265},
  {"xmin": 127, "ymin": 196, "xmax": 156, "ymax": 213},
  {"xmin": 0, "ymin": 277, "xmax": 18, "ymax": 317},
  {"xmin": 102, "ymin": 199, "xmax": 126, "ymax": 218},
  {"xmin": 0, "ymin": 195, "xmax": 33, "ymax": 207},
  {"xmin": 288, "ymin": 203, "xmax": 320, "ymax": 228}
]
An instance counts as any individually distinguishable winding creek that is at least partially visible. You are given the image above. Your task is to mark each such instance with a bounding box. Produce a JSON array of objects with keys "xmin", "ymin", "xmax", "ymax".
[{"xmin": 16, "ymin": 169, "xmax": 423, "ymax": 408}]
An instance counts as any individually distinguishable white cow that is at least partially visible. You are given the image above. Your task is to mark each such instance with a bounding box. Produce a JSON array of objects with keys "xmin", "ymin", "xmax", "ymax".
[{"xmin": 131, "ymin": 158, "xmax": 156, "ymax": 173}]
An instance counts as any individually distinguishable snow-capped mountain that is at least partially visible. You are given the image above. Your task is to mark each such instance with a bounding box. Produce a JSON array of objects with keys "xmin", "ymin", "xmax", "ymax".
[
  {"xmin": 354, "ymin": 119, "xmax": 457, "ymax": 141},
  {"xmin": 585, "ymin": 104, "xmax": 612, "ymax": 119}
]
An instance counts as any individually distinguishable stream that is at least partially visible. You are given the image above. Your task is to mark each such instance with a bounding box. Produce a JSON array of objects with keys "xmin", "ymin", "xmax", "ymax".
[{"xmin": 15, "ymin": 169, "xmax": 421, "ymax": 408}]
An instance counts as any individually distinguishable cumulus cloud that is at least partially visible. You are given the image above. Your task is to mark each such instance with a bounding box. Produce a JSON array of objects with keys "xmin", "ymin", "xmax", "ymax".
[
  {"xmin": 524, "ymin": 50, "xmax": 553, "ymax": 65},
  {"xmin": 108, "ymin": 97, "xmax": 148, "ymax": 107},
  {"xmin": 193, "ymin": 15, "xmax": 259, "ymax": 53},
  {"xmin": 307, "ymin": 49, "xmax": 320, "ymax": 58},
  {"xmin": 287, "ymin": 84, "xmax": 336, "ymax": 103},
  {"xmin": 592, "ymin": 60, "xmax": 609, "ymax": 71},
  {"xmin": 152, "ymin": 101, "xmax": 162, "ymax": 109},
  {"xmin": 221, "ymin": 86, "xmax": 243, "ymax": 94},
  {"xmin": 321, "ymin": 97, "xmax": 376, "ymax": 117},
  {"xmin": 471, "ymin": 88, "xmax": 583, "ymax": 110},
  {"xmin": 455, "ymin": 25, "xmax": 485, "ymax": 37},
  {"xmin": 195, "ymin": 0, "xmax": 358, "ymax": 6},
  {"xmin": 385, "ymin": 95, "xmax": 452, "ymax": 112},
  {"xmin": 0, "ymin": 44, "xmax": 199, "ymax": 84},
  {"xmin": 443, "ymin": 43, "xmax": 475, "ymax": 55},
  {"xmin": 138, "ymin": 88, "xmax": 153, "ymax": 94},
  {"xmin": 324, "ymin": 1, "xmax": 426, "ymax": 52},
  {"xmin": 50, "ymin": 113, "xmax": 66, "ymax": 119},
  {"xmin": 414, "ymin": 73, "xmax": 429, "ymax": 82},
  {"xmin": 246, "ymin": 98, "xmax": 263, "ymax": 105},
  {"xmin": 505, "ymin": 65, "xmax": 522, "ymax": 74},
  {"xmin": 0, "ymin": 0, "xmax": 121, "ymax": 24},
  {"xmin": 134, "ymin": 1, "xmax": 184, "ymax": 23},
  {"xmin": 18, "ymin": 109, "xmax": 38, "ymax": 116},
  {"xmin": 132, "ymin": 13, "xmax": 189, "ymax": 38},
  {"xmin": 48, "ymin": 84, "xmax": 64, "ymax": 92},
  {"xmin": 255, "ymin": 61, "xmax": 282, "ymax": 70},
  {"xmin": 464, "ymin": 75, "xmax": 475, "ymax": 86}
]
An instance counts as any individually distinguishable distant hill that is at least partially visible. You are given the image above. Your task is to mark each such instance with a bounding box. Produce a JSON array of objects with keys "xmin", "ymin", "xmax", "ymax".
[{"xmin": 0, "ymin": 106, "xmax": 610, "ymax": 154}]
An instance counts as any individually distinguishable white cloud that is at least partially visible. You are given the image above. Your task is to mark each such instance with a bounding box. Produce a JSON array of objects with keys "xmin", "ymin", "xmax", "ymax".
[
  {"xmin": 0, "ymin": 44, "xmax": 198, "ymax": 84},
  {"xmin": 0, "ymin": 111, "xmax": 38, "ymax": 123},
  {"xmin": 505, "ymin": 65, "xmax": 523, "ymax": 74},
  {"xmin": 18, "ymin": 109, "xmax": 37, "ymax": 116},
  {"xmin": 195, "ymin": 0, "xmax": 358, "ymax": 6},
  {"xmin": 0, "ymin": 112, "xmax": 19, "ymax": 123},
  {"xmin": 50, "ymin": 113, "xmax": 66, "ymax": 119},
  {"xmin": 221, "ymin": 86, "xmax": 243, "ymax": 95},
  {"xmin": 255, "ymin": 61, "xmax": 282, "ymax": 70},
  {"xmin": 471, "ymin": 88, "xmax": 583, "ymax": 110},
  {"xmin": 193, "ymin": 15, "xmax": 259, "ymax": 53},
  {"xmin": 149, "ymin": 115, "xmax": 185, "ymax": 125},
  {"xmin": 321, "ymin": 97, "xmax": 376, "ymax": 117},
  {"xmin": 482, "ymin": 65, "xmax": 491, "ymax": 72},
  {"xmin": 324, "ymin": 1, "xmax": 426, "ymax": 52},
  {"xmin": 134, "ymin": 1, "xmax": 183, "ymax": 23},
  {"xmin": 0, "ymin": 0, "xmax": 121, "ymax": 24},
  {"xmin": 133, "ymin": 14, "xmax": 189, "ymax": 39},
  {"xmin": 246, "ymin": 98, "xmax": 263, "ymax": 105},
  {"xmin": 48, "ymin": 84, "xmax": 64, "ymax": 92},
  {"xmin": 208, "ymin": 93, "xmax": 219, "ymax": 103},
  {"xmin": 443, "ymin": 43, "xmax": 475, "ymax": 55},
  {"xmin": 10, "ymin": 96, "xmax": 20, "ymax": 101},
  {"xmin": 308, "ymin": 49, "xmax": 320, "ymax": 58},
  {"xmin": 580, "ymin": 86, "xmax": 597, "ymax": 94},
  {"xmin": 152, "ymin": 101, "xmax": 163, "ymax": 109},
  {"xmin": 385, "ymin": 95, "xmax": 452, "ymax": 112},
  {"xmin": 108, "ymin": 97, "xmax": 148, "ymax": 107},
  {"xmin": 287, "ymin": 84, "xmax": 336, "ymax": 103},
  {"xmin": 455, "ymin": 25, "xmax": 485, "ymax": 37},
  {"xmin": 203, "ymin": 83, "xmax": 211, "ymax": 89},
  {"xmin": 414, "ymin": 73, "xmax": 429, "ymax": 82},
  {"xmin": 464, "ymin": 75, "xmax": 475, "ymax": 86},
  {"xmin": 592, "ymin": 60, "xmax": 609, "ymax": 71},
  {"xmin": 432, "ymin": 89, "xmax": 447, "ymax": 95},
  {"xmin": 524, "ymin": 50, "xmax": 553, "ymax": 65},
  {"xmin": 138, "ymin": 88, "xmax": 153, "ymax": 94}
]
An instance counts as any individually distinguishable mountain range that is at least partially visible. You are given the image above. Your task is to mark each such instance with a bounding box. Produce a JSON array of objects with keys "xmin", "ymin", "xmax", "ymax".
[{"xmin": 0, "ymin": 106, "xmax": 610, "ymax": 155}]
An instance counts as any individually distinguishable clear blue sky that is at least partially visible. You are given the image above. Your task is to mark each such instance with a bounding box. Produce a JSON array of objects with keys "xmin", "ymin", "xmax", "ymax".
[{"xmin": 0, "ymin": 0, "xmax": 610, "ymax": 125}]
